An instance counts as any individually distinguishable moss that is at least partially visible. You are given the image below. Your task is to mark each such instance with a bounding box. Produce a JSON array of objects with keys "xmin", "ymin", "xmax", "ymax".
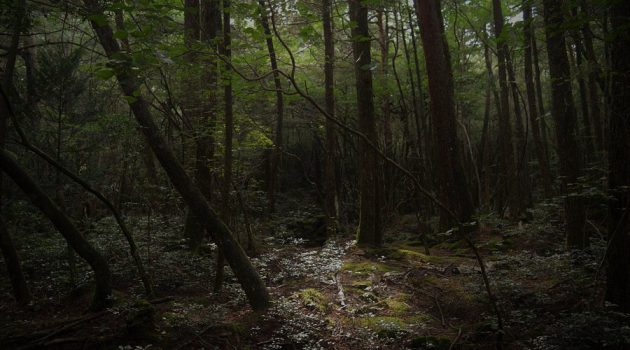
[
  {"xmin": 384, "ymin": 294, "xmax": 410, "ymax": 315},
  {"xmin": 356, "ymin": 316, "xmax": 407, "ymax": 338},
  {"xmin": 351, "ymin": 280, "xmax": 372, "ymax": 289},
  {"xmin": 341, "ymin": 261, "xmax": 397, "ymax": 275},
  {"xmin": 432, "ymin": 239, "xmax": 468, "ymax": 250},
  {"xmin": 293, "ymin": 288, "xmax": 329, "ymax": 312},
  {"xmin": 398, "ymin": 248, "xmax": 469, "ymax": 265},
  {"xmin": 480, "ymin": 236, "xmax": 511, "ymax": 251}
]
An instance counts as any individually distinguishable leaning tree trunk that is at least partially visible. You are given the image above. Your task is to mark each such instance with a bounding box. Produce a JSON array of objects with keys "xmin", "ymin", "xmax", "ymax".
[
  {"xmin": 416, "ymin": 0, "xmax": 474, "ymax": 229},
  {"xmin": 543, "ymin": 0, "xmax": 587, "ymax": 249},
  {"xmin": 0, "ymin": 151, "xmax": 112, "ymax": 310},
  {"xmin": 350, "ymin": 0, "xmax": 383, "ymax": 246},
  {"xmin": 606, "ymin": 0, "xmax": 630, "ymax": 313},
  {"xmin": 83, "ymin": 0, "xmax": 271, "ymax": 311}
]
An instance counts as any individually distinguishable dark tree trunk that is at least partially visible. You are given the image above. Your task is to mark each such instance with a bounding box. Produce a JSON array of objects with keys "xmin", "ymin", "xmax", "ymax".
[
  {"xmin": 531, "ymin": 21, "xmax": 552, "ymax": 164},
  {"xmin": 543, "ymin": 0, "xmax": 587, "ymax": 249},
  {"xmin": 400, "ymin": 6, "xmax": 422, "ymax": 160},
  {"xmin": 0, "ymin": 151, "xmax": 112, "ymax": 311},
  {"xmin": 568, "ymin": 18, "xmax": 596, "ymax": 161},
  {"xmin": 181, "ymin": 0, "xmax": 206, "ymax": 251},
  {"xmin": 416, "ymin": 0, "xmax": 473, "ymax": 228},
  {"xmin": 349, "ymin": 0, "xmax": 382, "ymax": 246},
  {"xmin": 523, "ymin": 0, "xmax": 553, "ymax": 197},
  {"xmin": 407, "ymin": 7, "xmax": 427, "ymax": 170},
  {"xmin": 84, "ymin": 0, "xmax": 271, "ymax": 311},
  {"xmin": 215, "ymin": 0, "xmax": 233, "ymax": 293},
  {"xmin": 259, "ymin": 0, "xmax": 284, "ymax": 214},
  {"xmin": 0, "ymin": 0, "xmax": 31, "ymax": 305},
  {"xmin": 606, "ymin": 0, "xmax": 630, "ymax": 313},
  {"xmin": 322, "ymin": 0, "xmax": 340, "ymax": 230},
  {"xmin": 492, "ymin": 0, "xmax": 523, "ymax": 218},
  {"xmin": 579, "ymin": 0, "xmax": 604, "ymax": 153}
]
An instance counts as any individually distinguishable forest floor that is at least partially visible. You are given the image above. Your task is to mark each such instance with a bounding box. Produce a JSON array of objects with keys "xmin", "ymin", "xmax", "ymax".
[{"xmin": 1, "ymin": 194, "xmax": 630, "ymax": 349}]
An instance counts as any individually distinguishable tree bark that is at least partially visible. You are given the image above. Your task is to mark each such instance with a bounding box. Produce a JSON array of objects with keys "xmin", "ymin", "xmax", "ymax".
[
  {"xmin": 215, "ymin": 0, "xmax": 234, "ymax": 293},
  {"xmin": 350, "ymin": 0, "xmax": 382, "ymax": 246},
  {"xmin": 322, "ymin": 0, "xmax": 340, "ymax": 230},
  {"xmin": 492, "ymin": 0, "xmax": 523, "ymax": 218},
  {"xmin": 606, "ymin": 0, "xmax": 630, "ymax": 313},
  {"xmin": 523, "ymin": 0, "xmax": 553, "ymax": 197},
  {"xmin": 543, "ymin": 0, "xmax": 587, "ymax": 249},
  {"xmin": 0, "ymin": 0, "xmax": 31, "ymax": 306},
  {"xmin": 259, "ymin": 0, "xmax": 284, "ymax": 214},
  {"xmin": 83, "ymin": 0, "xmax": 271, "ymax": 311},
  {"xmin": 416, "ymin": 0, "xmax": 473, "ymax": 228}
]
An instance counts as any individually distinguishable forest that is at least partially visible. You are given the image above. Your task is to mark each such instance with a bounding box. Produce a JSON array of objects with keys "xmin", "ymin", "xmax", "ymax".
[{"xmin": 0, "ymin": 0, "xmax": 629, "ymax": 348}]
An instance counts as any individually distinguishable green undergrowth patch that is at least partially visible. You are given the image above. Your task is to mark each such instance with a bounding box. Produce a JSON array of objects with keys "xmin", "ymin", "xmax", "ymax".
[
  {"xmin": 291, "ymin": 288, "xmax": 330, "ymax": 312},
  {"xmin": 341, "ymin": 260, "xmax": 399, "ymax": 275},
  {"xmin": 367, "ymin": 243, "xmax": 474, "ymax": 266}
]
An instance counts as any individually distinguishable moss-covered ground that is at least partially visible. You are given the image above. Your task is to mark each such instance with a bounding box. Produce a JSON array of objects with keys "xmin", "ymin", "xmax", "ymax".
[{"xmin": 1, "ymin": 199, "xmax": 628, "ymax": 349}]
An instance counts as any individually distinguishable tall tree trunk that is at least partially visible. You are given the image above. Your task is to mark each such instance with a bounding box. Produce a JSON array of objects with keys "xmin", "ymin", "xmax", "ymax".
[
  {"xmin": 543, "ymin": 0, "xmax": 587, "ymax": 249},
  {"xmin": 391, "ymin": 13, "xmax": 412, "ymax": 159},
  {"xmin": 259, "ymin": 0, "xmax": 284, "ymax": 214},
  {"xmin": 0, "ymin": 0, "xmax": 30, "ymax": 306},
  {"xmin": 181, "ymin": 0, "xmax": 207, "ymax": 251},
  {"xmin": 377, "ymin": 9, "xmax": 394, "ymax": 214},
  {"xmin": 579, "ymin": 0, "xmax": 604, "ymax": 154},
  {"xmin": 400, "ymin": 6, "xmax": 421, "ymax": 161},
  {"xmin": 322, "ymin": 0, "xmax": 340, "ymax": 230},
  {"xmin": 416, "ymin": 0, "xmax": 473, "ymax": 228},
  {"xmin": 0, "ymin": 151, "xmax": 112, "ymax": 311},
  {"xmin": 568, "ymin": 17, "xmax": 596, "ymax": 161},
  {"xmin": 407, "ymin": 6, "xmax": 427, "ymax": 168},
  {"xmin": 215, "ymin": 0, "xmax": 234, "ymax": 293},
  {"xmin": 84, "ymin": 0, "xmax": 271, "ymax": 311},
  {"xmin": 531, "ymin": 23, "xmax": 552, "ymax": 163},
  {"xmin": 492, "ymin": 0, "xmax": 522, "ymax": 218},
  {"xmin": 523, "ymin": 0, "xmax": 553, "ymax": 197},
  {"xmin": 605, "ymin": 0, "xmax": 630, "ymax": 313},
  {"xmin": 350, "ymin": 0, "xmax": 382, "ymax": 246}
]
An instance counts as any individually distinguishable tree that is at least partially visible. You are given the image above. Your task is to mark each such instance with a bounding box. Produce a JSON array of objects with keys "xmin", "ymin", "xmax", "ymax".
[
  {"xmin": 415, "ymin": 0, "xmax": 473, "ymax": 228},
  {"xmin": 0, "ymin": 150, "xmax": 112, "ymax": 311},
  {"xmin": 259, "ymin": 0, "xmax": 285, "ymax": 214},
  {"xmin": 543, "ymin": 0, "xmax": 587, "ymax": 249},
  {"xmin": 0, "ymin": 0, "xmax": 31, "ymax": 306},
  {"xmin": 523, "ymin": 0, "xmax": 553, "ymax": 197},
  {"xmin": 322, "ymin": 0, "xmax": 340, "ymax": 230},
  {"xmin": 349, "ymin": 0, "xmax": 382, "ymax": 246},
  {"xmin": 492, "ymin": 0, "xmax": 524, "ymax": 218},
  {"xmin": 83, "ymin": 0, "xmax": 271, "ymax": 311},
  {"xmin": 606, "ymin": 0, "xmax": 630, "ymax": 312}
]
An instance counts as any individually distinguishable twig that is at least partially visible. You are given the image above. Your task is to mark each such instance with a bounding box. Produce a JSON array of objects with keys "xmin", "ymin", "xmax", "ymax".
[
  {"xmin": 449, "ymin": 327, "xmax": 463, "ymax": 350},
  {"xmin": 433, "ymin": 294, "xmax": 446, "ymax": 328}
]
